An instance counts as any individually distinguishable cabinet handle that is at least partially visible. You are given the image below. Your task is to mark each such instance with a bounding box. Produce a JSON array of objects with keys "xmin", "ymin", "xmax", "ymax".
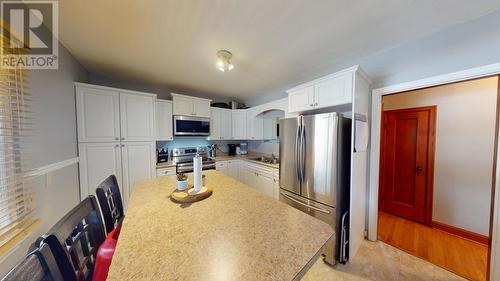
[
  {"xmin": 121, "ymin": 144, "xmax": 125, "ymax": 147},
  {"xmin": 115, "ymin": 137, "xmax": 119, "ymax": 140},
  {"xmin": 309, "ymin": 104, "xmax": 314, "ymax": 107},
  {"xmin": 121, "ymin": 137, "xmax": 125, "ymax": 140},
  {"xmin": 314, "ymin": 102, "xmax": 318, "ymax": 106},
  {"xmin": 115, "ymin": 144, "xmax": 119, "ymax": 147}
]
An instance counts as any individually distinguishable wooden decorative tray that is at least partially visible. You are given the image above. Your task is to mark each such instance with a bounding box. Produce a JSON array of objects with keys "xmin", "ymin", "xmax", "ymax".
[{"xmin": 171, "ymin": 186, "xmax": 212, "ymax": 203}]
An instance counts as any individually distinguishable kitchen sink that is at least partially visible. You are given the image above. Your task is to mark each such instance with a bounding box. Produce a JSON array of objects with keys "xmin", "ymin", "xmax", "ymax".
[{"xmin": 251, "ymin": 156, "xmax": 279, "ymax": 164}]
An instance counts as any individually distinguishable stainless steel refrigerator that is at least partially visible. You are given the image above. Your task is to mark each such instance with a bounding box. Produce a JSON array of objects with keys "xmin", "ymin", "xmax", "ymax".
[{"xmin": 279, "ymin": 113, "xmax": 351, "ymax": 265}]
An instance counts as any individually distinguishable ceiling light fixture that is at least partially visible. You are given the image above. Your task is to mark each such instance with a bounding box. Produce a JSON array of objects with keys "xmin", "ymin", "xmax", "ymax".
[{"xmin": 216, "ymin": 50, "xmax": 234, "ymax": 72}]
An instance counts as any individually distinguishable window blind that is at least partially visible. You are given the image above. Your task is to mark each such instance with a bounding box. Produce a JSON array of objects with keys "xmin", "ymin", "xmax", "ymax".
[{"xmin": 0, "ymin": 24, "xmax": 35, "ymax": 248}]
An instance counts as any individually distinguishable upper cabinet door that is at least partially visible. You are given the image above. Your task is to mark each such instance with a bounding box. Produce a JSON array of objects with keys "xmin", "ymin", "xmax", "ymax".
[
  {"xmin": 120, "ymin": 93, "xmax": 155, "ymax": 142},
  {"xmin": 246, "ymin": 108, "xmax": 263, "ymax": 140},
  {"xmin": 209, "ymin": 108, "xmax": 221, "ymax": 139},
  {"xmin": 192, "ymin": 99, "xmax": 211, "ymax": 118},
  {"xmin": 232, "ymin": 110, "xmax": 247, "ymax": 139},
  {"xmin": 219, "ymin": 109, "xmax": 232, "ymax": 140},
  {"xmin": 288, "ymin": 86, "xmax": 314, "ymax": 113},
  {"xmin": 76, "ymin": 86, "xmax": 120, "ymax": 142},
  {"xmin": 315, "ymin": 73, "xmax": 353, "ymax": 108},
  {"xmin": 156, "ymin": 100, "xmax": 173, "ymax": 141},
  {"xmin": 172, "ymin": 95, "xmax": 194, "ymax": 116}
]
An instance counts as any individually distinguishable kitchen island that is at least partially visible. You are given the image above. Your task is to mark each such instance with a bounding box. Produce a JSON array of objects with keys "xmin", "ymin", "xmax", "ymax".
[{"xmin": 106, "ymin": 170, "xmax": 334, "ymax": 281}]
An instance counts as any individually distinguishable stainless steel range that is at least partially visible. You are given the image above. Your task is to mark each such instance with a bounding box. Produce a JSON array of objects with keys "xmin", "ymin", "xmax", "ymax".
[{"xmin": 171, "ymin": 147, "xmax": 216, "ymax": 173}]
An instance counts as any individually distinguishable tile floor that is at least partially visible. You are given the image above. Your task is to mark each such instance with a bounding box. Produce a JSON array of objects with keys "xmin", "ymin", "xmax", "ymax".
[{"xmin": 302, "ymin": 240, "xmax": 466, "ymax": 281}]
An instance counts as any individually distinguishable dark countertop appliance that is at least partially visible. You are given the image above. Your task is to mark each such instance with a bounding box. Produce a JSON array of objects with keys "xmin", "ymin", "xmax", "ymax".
[
  {"xmin": 227, "ymin": 144, "xmax": 238, "ymax": 156},
  {"xmin": 157, "ymin": 148, "xmax": 169, "ymax": 163}
]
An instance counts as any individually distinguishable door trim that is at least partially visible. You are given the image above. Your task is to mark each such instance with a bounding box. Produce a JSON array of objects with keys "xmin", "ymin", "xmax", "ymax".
[
  {"xmin": 369, "ymin": 62, "xmax": 500, "ymax": 242},
  {"xmin": 379, "ymin": 106, "xmax": 436, "ymax": 226}
]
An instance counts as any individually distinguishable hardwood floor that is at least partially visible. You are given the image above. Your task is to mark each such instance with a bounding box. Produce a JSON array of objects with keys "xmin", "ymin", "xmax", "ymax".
[{"xmin": 378, "ymin": 212, "xmax": 488, "ymax": 281}]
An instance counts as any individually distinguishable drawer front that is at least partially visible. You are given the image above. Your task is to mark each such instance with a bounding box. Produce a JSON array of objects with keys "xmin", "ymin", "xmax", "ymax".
[{"xmin": 156, "ymin": 167, "xmax": 176, "ymax": 177}]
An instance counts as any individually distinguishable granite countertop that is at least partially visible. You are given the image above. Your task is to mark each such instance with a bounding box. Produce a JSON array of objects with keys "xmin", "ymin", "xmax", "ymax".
[
  {"xmin": 213, "ymin": 153, "xmax": 280, "ymax": 169},
  {"xmin": 106, "ymin": 171, "xmax": 333, "ymax": 281},
  {"xmin": 155, "ymin": 153, "xmax": 280, "ymax": 170}
]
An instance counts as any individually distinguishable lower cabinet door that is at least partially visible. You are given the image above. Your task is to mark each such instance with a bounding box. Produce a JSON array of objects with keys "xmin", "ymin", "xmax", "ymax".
[
  {"xmin": 255, "ymin": 171, "xmax": 274, "ymax": 198},
  {"xmin": 121, "ymin": 142, "xmax": 156, "ymax": 209},
  {"xmin": 78, "ymin": 142, "xmax": 122, "ymax": 201}
]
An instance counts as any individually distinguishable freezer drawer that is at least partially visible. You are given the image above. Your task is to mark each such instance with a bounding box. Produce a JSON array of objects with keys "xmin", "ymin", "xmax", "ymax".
[{"xmin": 279, "ymin": 189, "xmax": 337, "ymax": 264}]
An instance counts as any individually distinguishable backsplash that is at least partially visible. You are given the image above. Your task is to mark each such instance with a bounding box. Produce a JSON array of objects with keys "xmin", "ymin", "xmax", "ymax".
[{"xmin": 156, "ymin": 137, "xmax": 279, "ymax": 156}]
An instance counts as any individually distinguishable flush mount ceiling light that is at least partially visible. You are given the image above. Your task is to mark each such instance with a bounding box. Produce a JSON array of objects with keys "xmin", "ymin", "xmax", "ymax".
[{"xmin": 216, "ymin": 50, "xmax": 234, "ymax": 72}]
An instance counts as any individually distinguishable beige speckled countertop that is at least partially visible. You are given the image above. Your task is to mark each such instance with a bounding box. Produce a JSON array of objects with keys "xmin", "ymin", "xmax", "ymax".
[
  {"xmin": 106, "ymin": 171, "xmax": 333, "ymax": 281},
  {"xmin": 156, "ymin": 153, "xmax": 280, "ymax": 170}
]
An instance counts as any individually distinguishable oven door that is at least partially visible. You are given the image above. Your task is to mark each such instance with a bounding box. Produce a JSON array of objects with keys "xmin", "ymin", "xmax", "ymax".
[{"xmin": 173, "ymin": 116, "xmax": 210, "ymax": 136}]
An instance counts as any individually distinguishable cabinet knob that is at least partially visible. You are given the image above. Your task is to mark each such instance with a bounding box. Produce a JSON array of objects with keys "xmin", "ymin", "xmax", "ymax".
[
  {"xmin": 310, "ymin": 104, "xmax": 314, "ymax": 107},
  {"xmin": 314, "ymin": 102, "xmax": 318, "ymax": 106},
  {"xmin": 115, "ymin": 144, "xmax": 119, "ymax": 147},
  {"xmin": 115, "ymin": 137, "xmax": 119, "ymax": 140},
  {"xmin": 121, "ymin": 144, "xmax": 125, "ymax": 147},
  {"xmin": 121, "ymin": 137, "xmax": 125, "ymax": 140}
]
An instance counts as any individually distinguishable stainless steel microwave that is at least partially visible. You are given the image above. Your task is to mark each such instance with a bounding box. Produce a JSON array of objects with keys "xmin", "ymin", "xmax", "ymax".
[{"xmin": 173, "ymin": 115, "xmax": 210, "ymax": 136}]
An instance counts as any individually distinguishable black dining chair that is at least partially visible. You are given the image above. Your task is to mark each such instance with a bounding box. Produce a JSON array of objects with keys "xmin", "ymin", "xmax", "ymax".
[
  {"xmin": 40, "ymin": 196, "xmax": 106, "ymax": 281},
  {"xmin": 96, "ymin": 175, "xmax": 124, "ymax": 234},
  {"xmin": 1, "ymin": 240, "xmax": 63, "ymax": 281}
]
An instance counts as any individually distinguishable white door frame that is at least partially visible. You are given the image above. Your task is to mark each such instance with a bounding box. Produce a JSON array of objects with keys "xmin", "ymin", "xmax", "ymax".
[{"xmin": 367, "ymin": 62, "xmax": 500, "ymax": 280}]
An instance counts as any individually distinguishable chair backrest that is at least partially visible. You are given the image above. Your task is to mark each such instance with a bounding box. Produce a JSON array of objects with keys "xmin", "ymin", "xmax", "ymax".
[
  {"xmin": 42, "ymin": 196, "xmax": 105, "ymax": 281},
  {"xmin": 1, "ymin": 241, "xmax": 63, "ymax": 281},
  {"xmin": 96, "ymin": 175, "xmax": 124, "ymax": 234}
]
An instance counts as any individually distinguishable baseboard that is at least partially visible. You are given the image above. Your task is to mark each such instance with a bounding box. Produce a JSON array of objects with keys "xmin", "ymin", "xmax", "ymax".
[{"xmin": 431, "ymin": 221, "xmax": 490, "ymax": 245}]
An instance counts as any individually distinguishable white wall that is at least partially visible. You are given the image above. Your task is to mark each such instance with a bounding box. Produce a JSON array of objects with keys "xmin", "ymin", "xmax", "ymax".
[
  {"xmin": 0, "ymin": 43, "xmax": 88, "ymax": 276},
  {"xmin": 382, "ymin": 77, "xmax": 498, "ymax": 236}
]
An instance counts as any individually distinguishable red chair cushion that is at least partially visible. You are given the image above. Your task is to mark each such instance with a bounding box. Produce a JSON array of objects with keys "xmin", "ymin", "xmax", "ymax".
[{"xmin": 93, "ymin": 227, "xmax": 121, "ymax": 281}]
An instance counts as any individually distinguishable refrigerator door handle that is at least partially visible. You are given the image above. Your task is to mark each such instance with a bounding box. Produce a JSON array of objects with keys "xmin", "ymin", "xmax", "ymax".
[
  {"xmin": 301, "ymin": 117, "xmax": 306, "ymax": 184},
  {"xmin": 295, "ymin": 118, "xmax": 302, "ymax": 182},
  {"xmin": 281, "ymin": 193, "xmax": 331, "ymax": 214}
]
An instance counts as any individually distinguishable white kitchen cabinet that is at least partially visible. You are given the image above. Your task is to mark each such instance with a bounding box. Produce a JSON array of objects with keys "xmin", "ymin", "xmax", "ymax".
[
  {"xmin": 215, "ymin": 161, "xmax": 228, "ymax": 172},
  {"xmin": 287, "ymin": 86, "xmax": 314, "ymax": 113},
  {"xmin": 172, "ymin": 93, "xmax": 211, "ymax": 118},
  {"xmin": 156, "ymin": 100, "xmax": 173, "ymax": 141},
  {"xmin": 287, "ymin": 68, "xmax": 356, "ymax": 113},
  {"xmin": 246, "ymin": 108, "xmax": 263, "ymax": 140},
  {"xmin": 209, "ymin": 108, "xmax": 232, "ymax": 140},
  {"xmin": 263, "ymin": 118, "xmax": 278, "ymax": 140},
  {"xmin": 120, "ymin": 93, "xmax": 155, "ymax": 142},
  {"xmin": 314, "ymin": 73, "xmax": 353, "ymax": 108},
  {"xmin": 78, "ymin": 142, "xmax": 123, "ymax": 201},
  {"xmin": 273, "ymin": 169, "xmax": 280, "ymax": 200},
  {"xmin": 121, "ymin": 142, "xmax": 156, "ymax": 208},
  {"xmin": 231, "ymin": 110, "xmax": 247, "ymax": 139},
  {"xmin": 227, "ymin": 160, "xmax": 241, "ymax": 180},
  {"xmin": 156, "ymin": 167, "xmax": 176, "ymax": 177},
  {"xmin": 76, "ymin": 86, "xmax": 120, "ymax": 142},
  {"xmin": 192, "ymin": 99, "xmax": 211, "ymax": 118},
  {"xmin": 220, "ymin": 109, "xmax": 232, "ymax": 140},
  {"xmin": 241, "ymin": 162, "xmax": 275, "ymax": 199}
]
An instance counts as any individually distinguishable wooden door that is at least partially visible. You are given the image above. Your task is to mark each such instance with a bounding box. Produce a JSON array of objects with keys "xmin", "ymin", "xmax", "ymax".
[
  {"xmin": 76, "ymin": 86, "xmax": 120, "ymax": 142},
  {"xmin": 120, "ymin": 93, "xmax": 155, "ymax": 142},
  {"xmin": 380, "ymin": 106, "xmax": 436, "ymax": 225}
]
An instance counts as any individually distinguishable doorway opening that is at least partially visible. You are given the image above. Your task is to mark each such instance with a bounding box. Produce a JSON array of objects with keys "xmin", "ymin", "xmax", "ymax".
[{"xmin": 377, "ymin": 76, "xmax": 498, "ymax": 281}]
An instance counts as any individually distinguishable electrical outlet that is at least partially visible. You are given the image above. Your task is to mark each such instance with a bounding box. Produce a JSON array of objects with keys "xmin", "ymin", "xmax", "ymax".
[{"xmin": 46, "ymin": 172, "xmax": 53, "ymax": 187}]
